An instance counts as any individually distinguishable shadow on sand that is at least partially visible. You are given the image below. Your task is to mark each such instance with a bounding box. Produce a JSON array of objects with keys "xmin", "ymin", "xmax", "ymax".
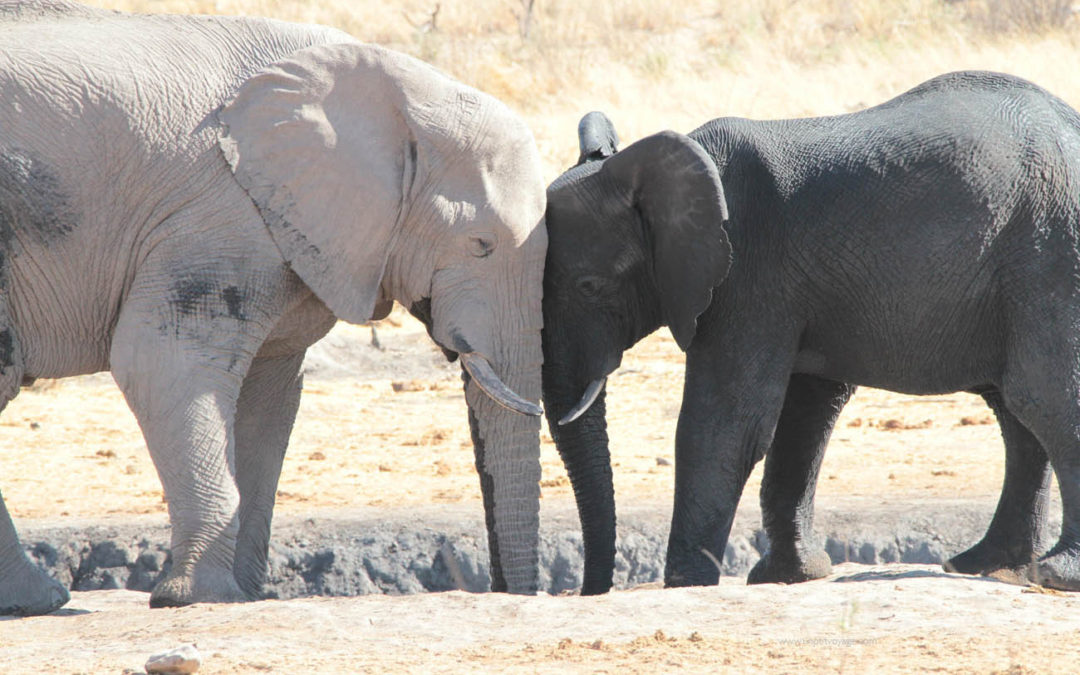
[{"xmin": 830, "ymin": 565, "xmax": 1028, "ymax": 587}]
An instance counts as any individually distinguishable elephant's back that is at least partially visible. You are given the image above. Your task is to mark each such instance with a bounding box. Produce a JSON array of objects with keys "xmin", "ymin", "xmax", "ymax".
[
  {"xmin": 698, "ymin": 72, "xmax": 1080, "ymax": 225},
  {"xmin": 0, "ymin": 7, "xmax": 352, "ymax": 155},
  {"xmin": 0, "ymin": 6, "xmax": 354, "ymax": 259},
  {"xmin": 0, "ymin": 7, "xmax": 354, "ymax": 378},
  {"xmin": 0, "ymin": 0, "xmax": 99, "ymax": 22},
  {"xmin": 875, "ymin": 70, "xmax": 1079, "ymax": 122}
]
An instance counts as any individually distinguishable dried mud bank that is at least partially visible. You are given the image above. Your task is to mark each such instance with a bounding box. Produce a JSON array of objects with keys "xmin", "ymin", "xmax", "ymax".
[{"xmin": 21, "ymin": 497, "xmax": 1058, "ymax": 598}]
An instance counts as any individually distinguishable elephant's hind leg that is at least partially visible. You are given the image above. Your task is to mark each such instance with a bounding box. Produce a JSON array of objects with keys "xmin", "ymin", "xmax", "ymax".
[
  {"xmin": 944, "ymin": 389, "xmax": 1052, "ymax": 577},
  {"xmin": 232, "ymin": 352, "xmax": 305, "ymax": 599},
  {"xmin": 0, "ymin": 490, "xmax": 69, "ymax": 615},
  {"xmin": 748, "ymin": 375, "xmax": 854, "ymax": 585},
  {"xmin": 1001, "ymin": 327, "xmax": 1080, "ymax": 591},
  {"xmin": 0, "ymin": 306, "xmax": 69, "ymax": 615}
]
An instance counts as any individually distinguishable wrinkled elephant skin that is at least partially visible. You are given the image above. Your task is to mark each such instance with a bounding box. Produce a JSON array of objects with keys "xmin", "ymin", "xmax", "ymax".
[
  {"xmin": 543, "ymin": 74, "xmax": 1080, "ymax": 594},
  {"xmin": 0, "ymin": 1, "xmax": 546, "ymax": 614}
]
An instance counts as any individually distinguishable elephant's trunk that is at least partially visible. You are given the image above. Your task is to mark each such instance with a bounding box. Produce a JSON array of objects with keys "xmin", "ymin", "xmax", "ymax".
[
  {"xmin": 463, "ymin": 308, "xmax": 543, "ymax": 594},
  {"xmin": 543, "ymin": 365, "xmax": 616, "ymax": 595}
]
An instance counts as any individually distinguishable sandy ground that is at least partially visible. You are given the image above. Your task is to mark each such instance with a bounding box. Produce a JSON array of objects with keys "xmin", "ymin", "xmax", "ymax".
[
  {"xmin": 2, "ymin": 565, "xmax": 1078, "ymax": 673},
  {"xmin": 1, "ymin": 310, "xmax": 1074, "ymax": 673}
]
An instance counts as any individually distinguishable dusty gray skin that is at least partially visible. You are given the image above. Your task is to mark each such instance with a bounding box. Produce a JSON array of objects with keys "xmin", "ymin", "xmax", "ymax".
[
  {"xmin": 0, "ymin": 0, "xmax": 547, "ymax": 615},
  {"xmin": 542, "ymin": 73, "xmax": 1079, "ymax": 594}
]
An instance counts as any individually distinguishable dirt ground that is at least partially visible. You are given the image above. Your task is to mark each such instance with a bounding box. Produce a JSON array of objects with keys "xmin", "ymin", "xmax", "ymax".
[
  {"xmin": 1, "ymin": 310, "xmax": 1075, "ymax": 673},
  {"xmin": 3, "ymin": 564, "xmax": 1079, "ymax": 674}
]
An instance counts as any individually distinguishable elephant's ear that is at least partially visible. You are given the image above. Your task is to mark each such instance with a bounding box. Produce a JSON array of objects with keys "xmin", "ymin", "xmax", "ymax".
[
  {"xmin": 219, "ymin": 43, "xmax": 431, "ymax": 325},
  {"xmin": 601, "ymin": 131, "xmax": 732, "ymax": 351},
  {"xmin": 576, "ymin": 111, "xmax": 619, "ymax": 165}
]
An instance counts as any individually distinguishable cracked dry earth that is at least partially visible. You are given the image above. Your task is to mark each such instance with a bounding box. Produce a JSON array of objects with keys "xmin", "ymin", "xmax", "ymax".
[{"xmin": 1, "ymin": 310, "xmax": 1077, "ymax": 673}]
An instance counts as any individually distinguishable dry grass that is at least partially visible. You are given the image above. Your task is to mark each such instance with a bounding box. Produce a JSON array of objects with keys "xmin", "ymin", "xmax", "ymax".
[
  {"xmin": 967, "ymin": 0, "xmax": 1075, "ymax": 34},
  {"xmin": 80, "ymin": 0, "xmax": 1080, "ymax": 178}
]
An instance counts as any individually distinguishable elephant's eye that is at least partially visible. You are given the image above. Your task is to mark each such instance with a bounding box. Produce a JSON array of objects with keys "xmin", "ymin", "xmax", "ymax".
[
  {"xmin": 469, "ymin": 234, "xmax": 497, "ymax": 258},
  {"xmin": 576, "ymin": 275, "xmax": 605, "ymax": 298}
]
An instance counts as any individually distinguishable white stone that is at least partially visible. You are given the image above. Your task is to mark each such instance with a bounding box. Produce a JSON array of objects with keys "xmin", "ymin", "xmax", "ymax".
[{"xmin": 144, "ymin": 643, "xmax": 201, "ymax": 674}]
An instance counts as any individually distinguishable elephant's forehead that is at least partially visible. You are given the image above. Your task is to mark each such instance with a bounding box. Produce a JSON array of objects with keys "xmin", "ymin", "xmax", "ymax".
[
  {"xmin": 478, "ymin": 150, "xmax": 546, "ymax": 228},
  {"xmin": 547, "ymin": 183, "xmax": 622, "ymax": 237},
  {"xmin": 430, "ymin": 193, "xmax": 544, "ymax": 251},
  {"xmin": 610, "ymin": 244, "xmax": 644, "ymax": 275},
  {"xmin": 546, "ymin": 192, "xmax": 645, "ymax": 275},
  {"xmin": 432, "ymin": 194, "xmax": 478, "ymax": 223},
  {"xmin": 548, "ymin": 218, "xmax": 639, "ymax": 272}
]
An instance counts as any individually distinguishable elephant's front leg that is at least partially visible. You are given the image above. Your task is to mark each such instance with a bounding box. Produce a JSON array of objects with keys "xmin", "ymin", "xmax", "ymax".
[
  {"xmin": 114, "ymin": 359, "xmax": 248, "ymax": 608},
  {"xmin": 748, "ymin": 375, "xmax": 855, "ymax": 584},
  {"xmin": 232, "ymin": 352, "xmax": 306, "ymax": 599},
  {"xmin": 110, "ymin": 258, "xmax": 278, "ymax": 607},
  {"xmin": 665, "ymin": 340, "xmax": 796, "ymax": 587}
]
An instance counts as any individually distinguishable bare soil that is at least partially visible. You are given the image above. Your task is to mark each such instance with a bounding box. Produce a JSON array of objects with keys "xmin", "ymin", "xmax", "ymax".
[
  {"xmin": 1, "ymin": 309, "xmax": 1074, "ymax": 673},
  {"xmin": 2, "ymin": 564, "xmax": 1079, "ymax": 673}
]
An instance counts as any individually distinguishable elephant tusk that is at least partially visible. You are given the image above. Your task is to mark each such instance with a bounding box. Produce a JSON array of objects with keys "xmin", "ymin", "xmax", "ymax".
[
  {"xmin": 558, "ymin": 378, "xmax": 606, "ymax": 426},
  {"xmin": 460, "ymin": 352, "xmax": 543, "ymax": 417}
]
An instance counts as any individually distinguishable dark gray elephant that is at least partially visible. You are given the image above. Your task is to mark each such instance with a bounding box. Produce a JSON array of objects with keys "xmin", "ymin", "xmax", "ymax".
[{"xmin": 542, "ymin": 71, "xmax": 1080, "ymax": 594}]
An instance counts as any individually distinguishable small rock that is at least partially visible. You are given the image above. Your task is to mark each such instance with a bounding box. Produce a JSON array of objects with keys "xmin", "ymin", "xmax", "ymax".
[
  {"xmin": 145, "ymin": 644, "xmax": 201, "ymax": 674},
  {"xmin": 655, "ymin": 457, "xmax": 671, "ymax": 466},
  {"xmin": 391, "ymin": 380, "xmax": 427, "ymax": 392}
]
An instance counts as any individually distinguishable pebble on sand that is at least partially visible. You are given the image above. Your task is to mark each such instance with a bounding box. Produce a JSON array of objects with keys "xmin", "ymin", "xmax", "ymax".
[{"xmin": 145, "ymin": 643, "xmax": 201, "ymax": 674}]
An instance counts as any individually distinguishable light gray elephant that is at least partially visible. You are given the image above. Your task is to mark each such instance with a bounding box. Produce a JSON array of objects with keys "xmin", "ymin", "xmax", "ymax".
[{"xmin": 0, "ymin": 1, "xmax": 548, "ymax": 615}]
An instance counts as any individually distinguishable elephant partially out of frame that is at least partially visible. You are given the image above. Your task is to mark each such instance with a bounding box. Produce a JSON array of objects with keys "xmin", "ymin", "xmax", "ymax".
[
  {"xmin": 542, "ymin": 72, "xmax": 1080, "ymax": 594},
  {"xmin": 0, "ymin": 1, "xmax": 547, "ymax": 615}
]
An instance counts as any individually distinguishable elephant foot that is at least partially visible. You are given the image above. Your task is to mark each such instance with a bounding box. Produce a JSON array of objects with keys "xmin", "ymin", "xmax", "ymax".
[
  {"xmin": 149, "ymin": 566, "xmax": 247, "ymax": 608},
  {"xmin": 747, "ymin": 546, "xmax": 832, "ymax": 585},
  {"xmin": 664, "ymin": 564, "xmax": 719, "ymax": 588},
  {"xmin": 664, "ymin": 552, "xmax": 723, "ymax": 588},
  {"xmin": 580, "ymin": 573, "xmax": 613, "ymax": 596},
  {"xmin": 944, "ymin": 538, "xmax": 1038, "ymax": 577},
  {"xmin": 1027, "ymin": 544, "xmax": 1080, "ymax": 592},
  {"xmin": 0, "ymin": 559, "xmax": 69, "ymax": 616}
]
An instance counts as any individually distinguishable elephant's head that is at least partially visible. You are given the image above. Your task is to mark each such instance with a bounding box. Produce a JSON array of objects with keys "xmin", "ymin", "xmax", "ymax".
[
  {"xmin": 541, "ymin": 113, "xmax": 730, "ymax": 593},
  {"xmin": 218, "ymin": 43, "xmax": 547, "ymax": 593}
]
